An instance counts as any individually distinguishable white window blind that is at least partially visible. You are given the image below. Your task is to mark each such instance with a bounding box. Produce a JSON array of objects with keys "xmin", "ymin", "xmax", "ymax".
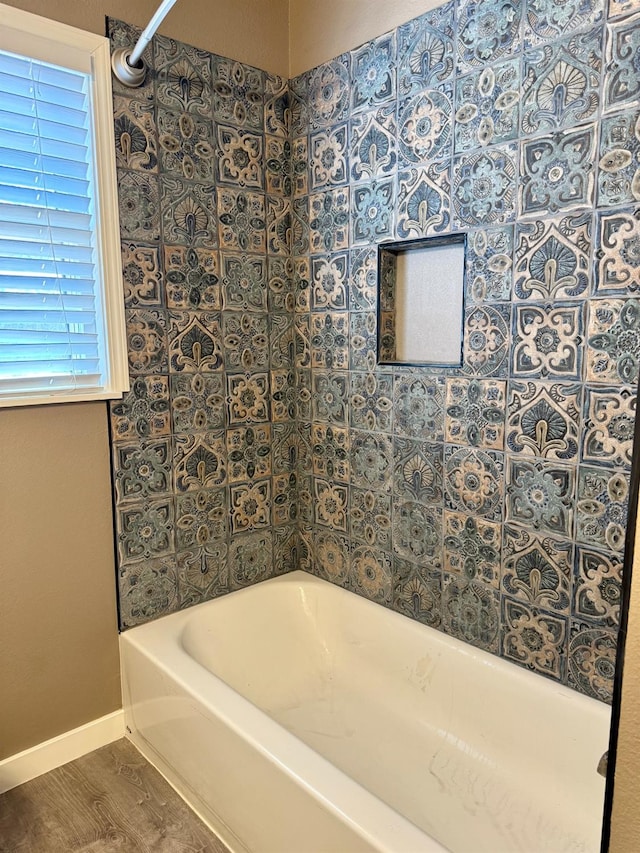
[{"xmin": 0, "ymin": 4, "xmax": 128, "ymax": 408}]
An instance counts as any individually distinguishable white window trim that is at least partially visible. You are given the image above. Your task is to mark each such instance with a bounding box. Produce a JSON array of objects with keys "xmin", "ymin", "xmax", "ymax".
[{"xmin": 0, "ymin": 3, "xmax": 128, "ymax": 408}]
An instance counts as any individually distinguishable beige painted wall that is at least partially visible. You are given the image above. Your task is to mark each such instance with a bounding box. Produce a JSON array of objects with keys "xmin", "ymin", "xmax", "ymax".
[
  {"xmin": 0, "ymin": 403, "xmax": 121, "ymax": 759},
  {"xmin": 1, "ymin": 0, "xmax": 289, "ymax": 76},
  {"xmin": 288, "ymin": 0, "xmax": 442, "ymax": 77}
]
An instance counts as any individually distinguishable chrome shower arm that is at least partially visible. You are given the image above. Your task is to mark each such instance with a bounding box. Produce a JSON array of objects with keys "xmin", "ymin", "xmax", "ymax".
[{"xmin": 111, "ymin": 0, "xmax": 179, "ymax": 87}]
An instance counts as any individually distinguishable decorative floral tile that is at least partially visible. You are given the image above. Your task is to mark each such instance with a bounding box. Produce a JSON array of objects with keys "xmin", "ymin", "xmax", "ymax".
[
  {"xmin": 310, "ymin": 124, "xmax": 348, "ymax": 189},
  {"xmin": 506, "ymin": 458, "xmax": 575, "ymax": 536},
  {"xmin": 514, "ymin": 212, "xmax": 591, "ymax": 301},
  {"xmin": 271, "ymin": 369, "xmax": 296, "ymax": 422},
  {"xmin": 396, "ymin": 163, "xmax": 451, "ymax": 238},
  {"xmin": 349, "ymin": 545, "xmax": 393, "ymax": 604},
  {"xmin": 117, "ymin": 498, "xmax": 175, "ymax": 562},
  {"xmin": 583, "ymin": 385, "xmax": 636, "ymax": 468},
  {"xmin": 313, "ymin": 529, "xmax": 350, "ymax": 585},
  {"xmin": 467, "ymin": 227, "xmax": 513, "ymax": 302},
  {"xmin": 445, "ymin": 378, "xmax": 506, "ymax": 448},
  {"xmin": 605, "ymin": 13, "xmax": 640, "ymax": 111},
  {"xmin": 227, "ymin": 425, "xmax": 271, "ymax": 483},
  {"xmin": 292, "ymin": 256, "xmax": 311, "ymax": 313},
  {"xmin": 309, "ymin": 188, "xmax": 350, "ymax": 253},
  {"xmin": 288, "ymin": 73, "xmax": 310, "ymax": 137},
  {"xmin": 397, "ymin": 4, "xmax": 455, "ymax": 94},
  {"xmin": 220, "ymin": 252, "xmax": 266, "ymax": 312},
  {"xmin": 393, "ymin": 375, "xmax": 445, "ymax": 440},
  {"xmin": 398, "ymin": 88, "xmax": 453, "ymax": 164},
  {"xmin": 310, "ymin": 313, "xmax": 349, "ymax": 370},
  {"xmin": 291, "ymin": 197, "xmax": 310, "ymax": 255},
  {"xmin": 265, "ymin": 136, "xmax": 294, "ymax": 197},
  {"xmin": 512, "ymin": 303, "xmax": 584, "ymax": 380},
  {"xmin": 271, "ymin": 473, "xmax": 297, "ymax": 527},
  {"xmin": 311, "ymin": 423, "xmax": 349, "ymax": 482},
  {"xmin": 351, "ymin": 33, "xmax": 396, "ymax": 113},
  {"xmin": 568, "ymin": 621, "xmax": 617, "ymax": 702},
  {"xmin": 230, "ymin": 479, "xmax": 271, "ymax": 532},
  {"xmin": 453, "ymin": 144, "xmax": 517, "ymax": 226},
  {"xmin": 110, "ymin": 375, "xmax": 171, "ymax": 442},
  {"xmin": 442, "ymin": 574, "xmax": 500, "ymax": 652},
  {"xmin": 350, "ymin": 430, "xmax": 394, "ymax": 492},
  {"xmin": 393, "ymin": 437, "xmax": 444, "ymax": 505},
  {"xmin": 392, "ymin": 557, "xmax": 442, "ymax": 627},
  {"xmin": 215, "ymin": 125, "xmax": 263, "ymax": 189},
  {"xmin": 173, "ymin": 431, "xmax": 227, "ymax": 492},
  {"xmin": 164, "ymin": 246, "xmax": 220, "ymax": 310},
  {"xmin": 170, "ymin": 373, "xmax": 225, "ymax": 433},
  {"xmin": 168, "ymin": 311, "xmax": 223, "ymax": 373},
  {"xmin": 294, "ymin": 312, "xmax": 314, "ymax": 367},
  {"xmin": 574, "ymin": 546, "xmax": 622, "ymax": 628},
  {"xmin": 113, "ymin": 96, "xmax": 157, "ymax": 172},
  {"xmin": 226, "ymin": 372, "xmax": 270, "ymax": 424},
  {"xmin": 350, "ymin": 104, "xmax": 397, "ymax": 183},
  {"xmin": 576, "ymin": 465, "xmax": 629, "ymax": 552},
  {"xmin": 160, "ymin": 177, "xmax": 217, "ymax": 248},
  {"xmin": 595, "ymin": 209, "xmax": 640, "ymax": 295},
  {"xmin": 211, "ymin": 57, "xmax": 264, "ymax": 130},
  {"xmin": 501, "ymin": 597, "xmax": 567, "ymax": 681},
  {"xmin": 351, "ymin": 179, "xmax": 395, "ymax": 245},
  {"xmin": 272, "ymin": 422, "xmax": 300, "ymax": 473},
  {"xmin": 229, "ymin": 532, "xmax": 273, "ymax": 590},
  {"xmin": 609, "ymin": 0, "xmax": 640, "ymax": 16},
  {"xmin": 350, "ymin": 487, "xmax": 392, "ymax": 550},
  {"xmin": 154, "ymin": 36, "xmax": 212, "ymax": 116},
  {"xmin": 350, "ymin": 371, "xmax": 393, "ymax": 431},
  {"xmin": 520, "ymin": 125, "xmax": 596, "ymax": 216},
  {"xmin": 506, "ymin": 380, "xmax": 581, "ymax": 460},
  {"xmin": 348, "ymin": 248, "xmax": 376, "ymax": 311},
  {"xmin": 175, "ymin": 489, "xmax": 227, "ymax": 552},
  {"xmin": 222, "ymin": 312, "xmax": 269, "ymax": 371},
  {"xmin": 521, "ymin": 29, "xmax": 601, "ymax": 136},
  {"xmin": 457, "ymin": 0, "xmax": 522, "ymax": 71},
  {"xmin": 502, "ymin": 524, "xmax": 572, "ymax": 613},
  {"xmin": 177, "ymin": 543, "xmax": 229, "ymax": 608},
  {"xmin": 217, "ymin": 188, "xmax": 265, "ymax": 253},
  {"xmin": 312, "ymin": 370, "xmax": 350, "ymax": 425},
  {"xmin": 273, "ymin": 525, "xmax": 298, "ymax": 573},
  {"xmin": 454, "ymin": 59, "xmax": 520, "ymax": 152},
  {"xmin": 524, "ymin": 0, "xmax": 602, "ymax": 44},
  {"xmin": 119, "ymin": 558, "xmax": 178, "ymax": 628},
  {"xmin": 266, "ymin": 196, "xmax": 293, "ymax": 257},
  {"xmin": 598, "ymin": 108, "xmax": 640, "ymax": 207},
  {"xmin": 118, "ymin": 171, "xmax": 160, "ymax": 242},
  {"xmin": 267, "ymin": 257, "xmax": 294, "ymax": 314},
  {"xmin": 291, "ymin": 137, "xmax": 309, "ymax": 197},
  {"xmin": 113, "ymin": 438, "xmax": 172, "ymax": 504},
  {"xmin": 463, "ymin": 304, "xmax": 511, "ymax": 377},
  {"xmin": 392, "ymin": 499, "xmax": 443, "ymax": 567},
  {"xmin": 586, "ymin": 298, "xmax": 640, "ymax": 385},
  {"xmin": 350, "ymin": 312, "xmax": 377, "ymax": 372},
  {"xmin": 445, "ymin": 446, "xmax": 504, "ymax": 520},
  {"xmin": 158, "ymin": 109, "xmax": 214, "ymax": 181},
  {"xmin": 443, "ymin": 511, "xmax": 501, "ymax": 586},
  {"xmin": 307, "ymin": 56, "xmax": 351, "ymax": 128},
  {"xmin": 264, "ymin": 73, "xmax": 288, "ymax": 137},
  {"xmin": 314, "ymin": 478, "xmax": 349, "ymax": 531},
  {"xmin": 121, "ymin": 244, "xmax": 163, "ymax": 310},
  {"xmin": 126, "ymin": 309, "xmax": 168, "ymax": 375},
  {"xmin": 269, "ymin": 313, "xmax": 295, "ymax": 370},
  {"xmin": 311, "ymin": 253, "xmax": 348, "ymax": 310}
]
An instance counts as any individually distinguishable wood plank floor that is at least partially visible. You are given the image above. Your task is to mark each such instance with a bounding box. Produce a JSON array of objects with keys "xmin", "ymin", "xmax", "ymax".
[{"xmin": 0, "ymin": 738, "xmax": 230, "ymax": 853}]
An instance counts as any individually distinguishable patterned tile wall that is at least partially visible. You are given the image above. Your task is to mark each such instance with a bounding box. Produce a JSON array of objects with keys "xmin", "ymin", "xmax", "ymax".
[
  {"xmin": 291, "ymin": 0, "xmax": 640, "ymax": 704},
  {"xmin": 108, "ymin": 20, "xmax": 297, "ymax": 627},
  {"xmin": 108, "ymin": 0, "xmax": 640, "ymax": 704}
]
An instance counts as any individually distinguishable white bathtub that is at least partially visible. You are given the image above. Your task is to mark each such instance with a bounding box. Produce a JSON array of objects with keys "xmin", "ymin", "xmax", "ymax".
[{"xmin": 120, "ymin": 571, "xmax": 610, "ymax": 853}]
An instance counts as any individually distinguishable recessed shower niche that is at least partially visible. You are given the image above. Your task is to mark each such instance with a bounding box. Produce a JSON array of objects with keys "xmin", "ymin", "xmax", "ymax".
[{"xmin": 377, "ymin": 234, "xmax": 467, "ymax": 367}]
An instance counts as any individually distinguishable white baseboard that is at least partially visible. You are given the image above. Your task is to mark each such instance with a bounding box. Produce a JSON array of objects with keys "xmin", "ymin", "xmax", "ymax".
[{"xmin": 0, "ymin": 709, "xmax": 125, "ymax": 794}]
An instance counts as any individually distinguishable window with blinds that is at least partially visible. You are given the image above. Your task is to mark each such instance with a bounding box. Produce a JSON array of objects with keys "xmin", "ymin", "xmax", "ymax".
[{"xmin": 0, "ymin": 4, "xmax": 127, "ymax": 407}]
